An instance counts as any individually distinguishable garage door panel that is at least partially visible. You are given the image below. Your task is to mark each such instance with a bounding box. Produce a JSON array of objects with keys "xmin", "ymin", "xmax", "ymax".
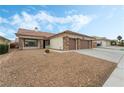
[
  {"xmin": 89, "ymin": 41, "xmax": 92, "ymax": 48},
  {"xmin": 69, "ymin": 38, "xmax": 76, "ymax": 50},
  {"xmin": 80, "ymin": 40, "xmax": 91, "ymax": 49}
]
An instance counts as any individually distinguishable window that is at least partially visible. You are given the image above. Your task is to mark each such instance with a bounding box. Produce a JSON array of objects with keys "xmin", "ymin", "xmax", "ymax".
[
  {"xmin": 24, "ymin": 39, "xmax": 38, "ymax": 47},
  {"xmin": 45, "ymin": 40, "xmax": 50, "ymax": 46}
]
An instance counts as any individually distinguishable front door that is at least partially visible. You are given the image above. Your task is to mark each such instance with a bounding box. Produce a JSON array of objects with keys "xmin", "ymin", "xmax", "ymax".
[
  {"xmin": 43, "ymin": 40, "xmax": 50, "ymax": 48},
  {"xmin": 43, "ymin": 40, "xmax": 45, "ymax": 48}
]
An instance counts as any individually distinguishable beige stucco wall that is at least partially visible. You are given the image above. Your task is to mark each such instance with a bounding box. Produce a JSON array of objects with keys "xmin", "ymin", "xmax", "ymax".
[
  {"xmin": 106, "ymin": 41, "xmax": 111, "ymax": 46},
  {"xmin": 0, "ymin": 39, "xmax": 9, "ymax": 45},
  {"xmin": 0, "ymin": 39, "xmax": 5, "ymax": 44},
  {"xmin": 50, "ymin": 37, "xmax": 63, "ymax": 50},
  {"xmin": 102, "ymin": 41, "xmax": 107, "ymax": 47}
]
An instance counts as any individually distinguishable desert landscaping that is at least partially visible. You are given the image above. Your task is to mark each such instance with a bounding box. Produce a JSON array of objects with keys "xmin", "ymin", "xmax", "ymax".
[{"xmin": 0, "ymin": 49, "xmax": 116, "ymax": 87}]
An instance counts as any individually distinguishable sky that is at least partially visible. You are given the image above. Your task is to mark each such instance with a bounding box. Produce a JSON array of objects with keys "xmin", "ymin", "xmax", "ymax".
[{"xmin": 0, "ymin": 5, "xmax": 124, "ymax": 40}]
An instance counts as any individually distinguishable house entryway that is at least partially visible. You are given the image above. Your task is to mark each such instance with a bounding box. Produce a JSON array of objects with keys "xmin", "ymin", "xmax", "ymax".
[{"xmin": 43, "ymin": 40, "xmax": 50, "ymax": 48}]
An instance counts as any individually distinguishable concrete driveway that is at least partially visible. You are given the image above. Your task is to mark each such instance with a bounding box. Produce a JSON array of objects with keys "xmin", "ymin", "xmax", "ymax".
[
  {"xmin": 75, "ymin": 48, "xmax": 124, "ymax": 63},
  {"xmin": 75, "ymin": 48, "xmax": 124, "ymax": 87},
  {"xmin": 100, "ymin": 46, "xmax": 124, "ymax": 50}
]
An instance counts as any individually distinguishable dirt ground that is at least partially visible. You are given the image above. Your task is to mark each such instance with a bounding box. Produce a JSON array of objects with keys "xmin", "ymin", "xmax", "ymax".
[{"xmin": 0, "ymin": 49, "xmax": 116, "ymax": 87}]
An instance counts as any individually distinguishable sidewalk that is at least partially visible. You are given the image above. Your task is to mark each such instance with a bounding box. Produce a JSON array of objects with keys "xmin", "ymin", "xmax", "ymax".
[{"xmin": 103, "ymin": 54, "xmax": 124, "ymax": 87}]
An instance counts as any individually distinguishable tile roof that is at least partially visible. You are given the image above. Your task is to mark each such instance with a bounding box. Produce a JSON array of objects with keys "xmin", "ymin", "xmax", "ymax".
[
  {"xmin": 63, "ymin": 30, "xmax": 95, "ymax": 38},
  {"xmin": 16, "ymin": 28, "xmax": 95, "ymax": 40},
  {"xmin": 50, "ymin": 30, "xmax": 95, "ymax": 39},
  {"xmin": 16, "ymin": 28, "xmax": 54, "ymax": 38}
]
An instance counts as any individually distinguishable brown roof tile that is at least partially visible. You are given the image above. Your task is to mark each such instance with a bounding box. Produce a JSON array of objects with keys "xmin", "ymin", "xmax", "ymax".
[
  {"xmin": 16, "ymin": 28, "xmax": 54, "ymax": 38},
  {"xmin": 49, "ymin": 30, "xmax": 95, "ymax": 39},
  {"xmin": 64, "ymin": 30, "xmax": 95, "ymax": 38}
]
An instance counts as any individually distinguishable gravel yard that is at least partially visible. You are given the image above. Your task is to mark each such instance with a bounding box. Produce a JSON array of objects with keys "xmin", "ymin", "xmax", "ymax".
[{"xmin": 0, "ymin": 49, "xmax": 116, "ymax": 87}]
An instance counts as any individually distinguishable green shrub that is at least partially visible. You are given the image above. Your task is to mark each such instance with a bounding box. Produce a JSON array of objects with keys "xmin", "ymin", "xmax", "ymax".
[
  {"xmin": 111, "ymin": 40, "xmax": 117, "ymax": 46},
  {"xmin": 0, "ymin": 44, "xmax": 9, "ymax": 55}
]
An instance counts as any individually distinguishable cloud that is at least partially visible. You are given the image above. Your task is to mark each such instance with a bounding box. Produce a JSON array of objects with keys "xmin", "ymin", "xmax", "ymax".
[
  {"xmin": 11, "ymin": 12, "xmax": 41, "ymax": 30},
  {"xmin": 65, "ymin": 9, "xmax": 77, "ymax": 15},
  {"xmin": 36, "ymin": 11, "xmax": 93, "ymax": 31},
  {"xmin": 11, "ymin": 14, "xmax": 22, "ymax": 25},
  {"xmin": 0, "ymin": 10, "xmax": 93, "ymax": 40},
  {"xmin": 0, "ymin": 16, "xmax": 8, "ymax": 24},
  {"xmin": 10, "ymin": 11, "xmax": 93, "ymax": 31},
  {"xmin": 0, "ymin": 32, "xmax": 6, "ymax": 37},
  {"xmin": 0, "ymin": 26, "xmax": 16, "ymax": 40},
  {"xmin": 46, "ymin": 24, "xmax": 53, "ymax": 31}
]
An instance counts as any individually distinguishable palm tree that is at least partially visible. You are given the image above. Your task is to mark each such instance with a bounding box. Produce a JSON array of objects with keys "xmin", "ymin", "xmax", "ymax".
[{"xmin": 117, "ymin": 35, "xmax": 122, "ymax": 44}]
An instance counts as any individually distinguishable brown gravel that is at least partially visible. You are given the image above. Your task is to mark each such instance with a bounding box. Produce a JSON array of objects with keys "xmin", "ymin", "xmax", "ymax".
[{"xmin": 0, "ymin": 49, "xmax": 116, "ymax": 87}]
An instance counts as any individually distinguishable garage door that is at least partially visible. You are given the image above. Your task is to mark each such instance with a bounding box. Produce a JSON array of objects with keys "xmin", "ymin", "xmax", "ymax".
[
  {"xmin": 80, "ymin": 40, "xmax": 91, "ymax": 49},
  {"xmin": 69, "ymin": 38, "xmax": 76, "ymax": 50}
]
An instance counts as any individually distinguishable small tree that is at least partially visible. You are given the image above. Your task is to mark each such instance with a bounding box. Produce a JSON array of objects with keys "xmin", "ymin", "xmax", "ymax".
[{"xmin": 117, "ymin": 35, "xmax": 122, "ymax": 44}]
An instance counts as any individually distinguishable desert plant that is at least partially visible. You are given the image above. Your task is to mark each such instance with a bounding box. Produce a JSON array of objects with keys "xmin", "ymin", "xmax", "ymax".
[{"xmin": 45, "ymin": 49, "xmax": 50, "ymax": 53}]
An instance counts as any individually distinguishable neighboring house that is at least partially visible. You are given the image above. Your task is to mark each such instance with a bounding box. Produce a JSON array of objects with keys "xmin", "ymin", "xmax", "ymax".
[
  {"xmin": 93, "ymin": 36, "xmax": 111, "ymax": 47},
  {"xmin": 0, "ymin": 36, "xmax": 10, "ymax": 45},
  {"xmin": 16, "ymin": 28, "xmax": 96, "ymax": 50}
]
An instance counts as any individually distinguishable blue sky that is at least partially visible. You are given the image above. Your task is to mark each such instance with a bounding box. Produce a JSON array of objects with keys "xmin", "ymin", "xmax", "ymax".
[{"xmin": 0, "ymin": 5, "xmax": 124, "ymax": 40}]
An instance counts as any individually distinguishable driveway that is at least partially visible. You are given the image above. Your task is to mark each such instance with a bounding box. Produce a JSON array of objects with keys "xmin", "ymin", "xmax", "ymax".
[
  {"xmin": 75, "ymin": 48, "xmax": 124, "ymax": 86},
  {"xmin": 75, "ymin": 48, "xmax": 124, "ymax": 63},
  {"xmin": 100, "ymin": 46, "xmax": 124, "ymax": 50}
]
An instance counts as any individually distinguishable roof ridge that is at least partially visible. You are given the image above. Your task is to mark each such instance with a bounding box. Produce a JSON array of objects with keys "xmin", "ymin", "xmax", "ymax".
[
  {"xmin": 63, "ymin": 30, "xmax": 95, "ymax": 38},
  {"xmin": 17, "ymin": 28, "xmax": 54, "ymax": 38},
  {"xmin": 18, "ymin": 28, "xmax": 54, "ymax": 34}
]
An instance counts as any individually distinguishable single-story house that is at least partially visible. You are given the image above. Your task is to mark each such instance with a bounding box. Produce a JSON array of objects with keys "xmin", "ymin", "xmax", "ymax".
[
  {"xmin": 93, "ymin": 36, "xmax": 111, "ymax": 47},
  {"xmin": 16, "ymin": 28, "xmax": 96, "ymax": 50},
  {"xmin": 0, "ymin": 36, "xmax": 10, "ymax": 45}
]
